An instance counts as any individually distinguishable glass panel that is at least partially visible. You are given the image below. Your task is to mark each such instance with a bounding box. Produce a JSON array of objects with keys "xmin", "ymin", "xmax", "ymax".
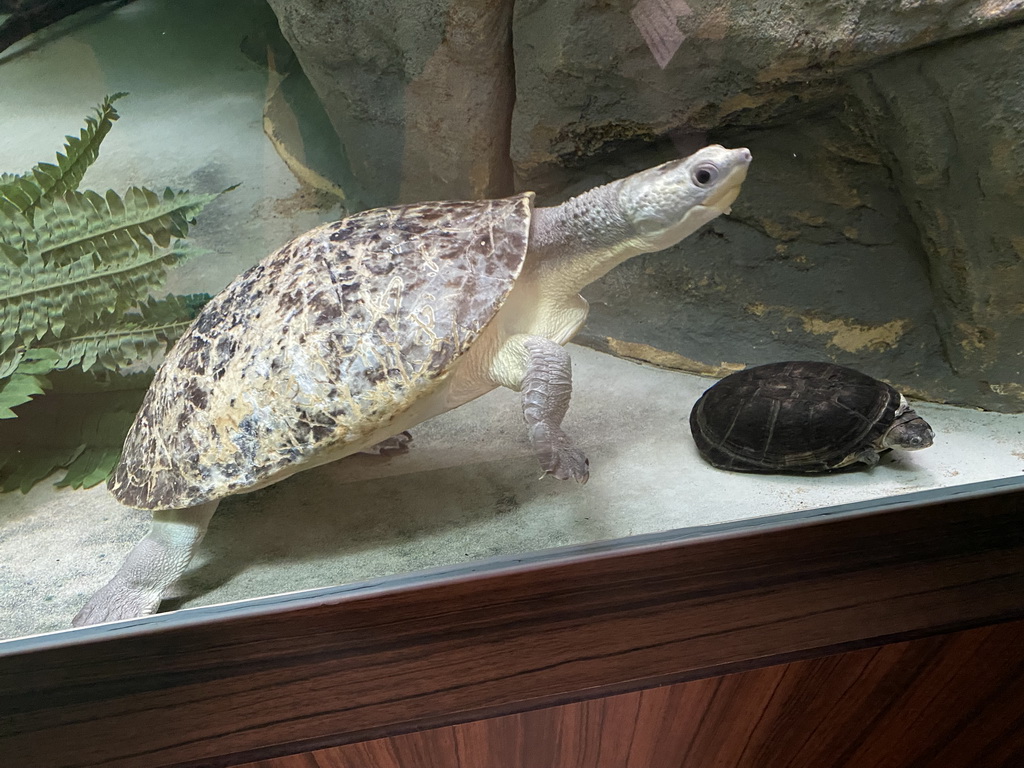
[{"xmin": 1, "ymin": 0, "xmax": 1021, "ymax": 641}]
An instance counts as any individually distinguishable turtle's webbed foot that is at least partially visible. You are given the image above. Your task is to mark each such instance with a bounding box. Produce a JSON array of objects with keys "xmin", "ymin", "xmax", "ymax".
[
  {"xmin": 530, "ymin": 424, "xmax": 590, "ymax": 484},
  {"xmin": 72, "ymin": 503, "xmax": 217, "ymax": 627},
  {"xmin": 73, "ymin": 578, "xmax": 163, "ymax": 627}
]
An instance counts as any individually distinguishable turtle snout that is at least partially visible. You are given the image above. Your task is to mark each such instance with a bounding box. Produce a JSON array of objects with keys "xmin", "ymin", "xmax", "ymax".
[{"xmin": 905, "ymin": 423, "xmax": 935, "ymax": 450}]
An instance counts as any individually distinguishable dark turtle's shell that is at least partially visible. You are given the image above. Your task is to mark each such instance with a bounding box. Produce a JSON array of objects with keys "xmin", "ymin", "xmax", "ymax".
[
  {"xmin": 109, "ymin": 194, "xmax": 534, "ymax": 510},
  {"xmin": 689, "ymin": 361, "xmax": 901, "ymax": 473}
]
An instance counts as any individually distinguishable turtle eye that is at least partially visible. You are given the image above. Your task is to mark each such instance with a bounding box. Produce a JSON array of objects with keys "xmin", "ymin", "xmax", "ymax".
[{"xmin": 692, "ymin": 163, "xmax": 719, "ymax": 186}]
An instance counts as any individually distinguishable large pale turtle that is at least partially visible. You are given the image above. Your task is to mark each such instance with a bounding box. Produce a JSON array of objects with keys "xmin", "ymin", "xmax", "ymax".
[
  {"xmin": 689, "ymin": 361, "xmax": 935, "ymax": 473},
  {"xmin": 73, "ymin": 144, "xmax": 752, "ymax": 625}
]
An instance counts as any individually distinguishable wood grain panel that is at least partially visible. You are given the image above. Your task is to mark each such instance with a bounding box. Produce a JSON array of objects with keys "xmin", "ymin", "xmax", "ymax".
[
  {"xmin": 1, "ymin": 480, "xmax": 1022, "ymax": 767},
  {"xmin": 242, "ymin": 621, "xmax": 1024, "ymax": 768}
]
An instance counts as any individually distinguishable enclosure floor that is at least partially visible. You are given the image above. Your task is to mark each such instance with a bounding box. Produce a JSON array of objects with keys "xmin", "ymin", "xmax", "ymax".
[{"xmin": 2, "ymin": 344, "xmax": 1023, "ymax": 640}]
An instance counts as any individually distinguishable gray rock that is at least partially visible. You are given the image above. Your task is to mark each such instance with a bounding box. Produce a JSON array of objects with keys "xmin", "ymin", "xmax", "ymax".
[
  {"xmin": 266, "ymin": 0, "xmax": 515, "ymax": 207},
  {"xmin": 848, "ymin": 23, "xmax": 1024, "ymax": 412},
  {"xmin": 511, "ymin": 0, "xmax": 1024, "ymax": 183}
]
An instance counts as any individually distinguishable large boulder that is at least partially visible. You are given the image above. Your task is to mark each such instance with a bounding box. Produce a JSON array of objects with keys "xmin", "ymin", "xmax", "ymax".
[
  {"xmin": 848, "ymin": 23, "xmax": 1024, "ymax": 411},
  {"xmin": 266, "ymin": 0, "xmax": 515, "ymax": 208},
  {"xmin": 576, "ymin": 22, "xmax": 1024, "ymax": 412},
  {"xmin": 511, "ymin": 0, "xmax": 1024, "ymax": 184}
]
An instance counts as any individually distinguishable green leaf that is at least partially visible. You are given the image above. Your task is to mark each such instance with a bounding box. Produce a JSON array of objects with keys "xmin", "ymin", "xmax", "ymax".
[
  {"xmin": 16, "ymin": 347, "xmax": 60, "ymax": 375},
  {"xmin": 55, "ymin": 407, "xmax": 136, "ymax": 488},
  {"xmin": 0, "ymin": 95, "xmax": 125, "ymax": 221},
  {"xmin": 0, "ymin": 447, "xmax": 84, "ymax": 494},
  {"xmin": 3, "ymin": 185, "xmax": 221, "ymax": 269},
  {"xmin": 0, "ymin": 348, "xmax": 58, "ymax": 417},
  {"xmin": 0, "ymin": 93, "xmax": 228, "ymax": 493},
  {"xmin": 0, "ymin": 176, "xmax": 44, "ymax": 220},
  {"xmin": 46, "ymin": 293, "xmax": 209, "ymax": 373},
  {"xmin": 54, "ymin": 445, "xmax": 119, "ymax": 489},
  {"xmin": 0, "ymin": 347, "xmax": 25, "ymax": 379},
  {"xmin": 0, "ymin": 244, "xmax": 204, "ymax": 357},
  {"xmin": 0, "ymin": 239, "xmax": 27, "ymax": 267},
  {"xmin": 0, "ymin": 386, "xmax": 143, "ymax": 492},
  {"xmin": 24, "ymin": 94, "xmax": 127, "ymax": 218},
  {"xmin": 0, "ymin": 368, "xmax": 51, "ymax": 418}
]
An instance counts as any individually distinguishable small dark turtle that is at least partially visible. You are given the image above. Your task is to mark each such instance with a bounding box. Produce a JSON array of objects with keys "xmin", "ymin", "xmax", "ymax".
[
  {"xmin": 689, "ymin": 361, "xmax": 934, "ymax": 473},
  {"xmin": 73, "ymin": 145, "xmax": 753, "ymax": 625}
]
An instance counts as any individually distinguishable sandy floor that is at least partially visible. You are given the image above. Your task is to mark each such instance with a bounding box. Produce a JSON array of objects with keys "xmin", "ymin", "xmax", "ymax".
[{"xmin": 2, "ymin": 344, "xmax": 1022, "ymax": 640}]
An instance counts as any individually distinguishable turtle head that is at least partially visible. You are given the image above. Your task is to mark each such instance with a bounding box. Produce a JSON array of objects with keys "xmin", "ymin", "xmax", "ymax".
[
  {"xmin": 882, "ymin": 397, "xmax": 935, "ymax": 451},
  {"xmin": 618, "ymin": 144, "xmax": 752, "ymax": 253}
]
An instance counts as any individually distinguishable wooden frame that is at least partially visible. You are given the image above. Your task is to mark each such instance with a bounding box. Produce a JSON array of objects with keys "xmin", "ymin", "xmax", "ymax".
[{"xmin": 2, "ymin": 476, "xmax": 1023, "ymax": 767}]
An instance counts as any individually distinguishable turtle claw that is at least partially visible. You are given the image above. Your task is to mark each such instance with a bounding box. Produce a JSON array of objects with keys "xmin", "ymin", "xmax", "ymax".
[
  {"xmin": 542, "ymin": 447, "xmax": 590, "ymax": 484},
  {"xmin": 530, "ymin": 425, "xmax": 590, "ymax": 484}
]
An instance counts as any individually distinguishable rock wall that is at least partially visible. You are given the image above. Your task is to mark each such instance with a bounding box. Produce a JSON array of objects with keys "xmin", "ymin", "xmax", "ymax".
[
  {"xmin": 848, "ymin": 24, "xmax": 1024, "ymax": 409},
  {"xmin": 510, "ymin": 0, "xmax": 1024, "ymax": 184},
  {"xmin": 266, "ymin": 0, "xmax": 515, "ymax": 208},
  {"xmin": 265, "ymin": 0, "xmax": 1024, "ymax": 411}
]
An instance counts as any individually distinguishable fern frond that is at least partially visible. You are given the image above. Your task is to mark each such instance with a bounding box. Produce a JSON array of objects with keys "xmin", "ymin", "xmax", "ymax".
[
  {"xmin": 0, "ymin": 372, "xmax": 49, "ymax": 418},
  {"xmin": 0, "ymin": 94, "xmax": 128, "ymax": 254},
  {"xmin": 0, "ymin": 349, "xmax": 58, "ymax": 418},
  {"xmin": 0, "ymin": 176, "xmax": 43, "ymax": 223},
  {"xmin": 0, "ymin": 447, "xmax": 85, "ymax": 493},
  {"xmin": 0, "ymin": 94, "xmax": 127, "ymax": 221},
  {"xmin": 46, "ymin": 293, "xmax": 209, "ymax": 373},
  {"xmin": 55, "ymin": 445, "xmax": 121, "ymax": 489},
  {"xmin": 0, "ymin": 386, "xmax": 144, "ymax": 492},
  {"xmin": 0, "ymin": 95, "xmax": 124, "ymax": 219},
  {"xmin": 56, "ymin": 407, "xmax": 138, "ymax": 488},
  {"xmin": 34, "ymin": 93, "xmax": 126, "ymax": 200},
  {"xmin": 0, "ymin": 244, "xmax": 204, "ymax": 356},
  {"xmin": 0, "ymin": 347, "xmax": 24, "ymax": 379},
  {"xmin": 2, "ymin": 185, "xmax": 221, "ymax": 268}
]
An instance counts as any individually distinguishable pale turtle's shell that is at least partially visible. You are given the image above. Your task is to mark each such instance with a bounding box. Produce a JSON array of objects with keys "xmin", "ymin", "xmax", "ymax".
[{"xmin": 109, "ymin": 194, "xmax": 534, "ymax": 510}]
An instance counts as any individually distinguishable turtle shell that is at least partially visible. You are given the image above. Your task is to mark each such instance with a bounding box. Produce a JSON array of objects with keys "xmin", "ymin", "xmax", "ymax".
[
  {"xmin": 109, "ymin": 194, "xmax": 534, "ymax": 510},
  {"xmin": 689, "ymin": 361, "xmax": 901, "ymax": 473}
]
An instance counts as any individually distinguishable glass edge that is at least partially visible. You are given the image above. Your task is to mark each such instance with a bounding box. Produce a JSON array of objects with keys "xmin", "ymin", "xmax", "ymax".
[{"xmin": 3, "ymin": 474, "xmax": 1022, "ymax": 654}]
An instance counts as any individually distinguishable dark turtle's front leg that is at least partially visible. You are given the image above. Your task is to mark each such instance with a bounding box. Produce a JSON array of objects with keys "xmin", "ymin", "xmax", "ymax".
[{"xmin": 519, "ymin": 336, "xmax": 590, "ymax": 483}]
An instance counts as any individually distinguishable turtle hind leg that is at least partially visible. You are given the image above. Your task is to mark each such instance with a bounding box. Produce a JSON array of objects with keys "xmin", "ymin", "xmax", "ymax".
[
  {"xmin": 72, "ymin": 501, "xmax": 218, "ymax": 627},
  {"xmin": 359, "ymin": 431, "xmax": 413, "ymax": 457},
  {"xmin": 514, "ymin": 335, "xmax": 590, "ymax": 484}
]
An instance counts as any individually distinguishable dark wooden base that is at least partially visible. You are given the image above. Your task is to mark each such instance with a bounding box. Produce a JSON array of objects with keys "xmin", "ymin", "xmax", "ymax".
[
  {"xmin": 1, "ymin": 478, "xmax": 1022, "ymax": 767},
  {"xmin": 242, "ymin": 620, "xmax": 1024, "ymax": 768}
]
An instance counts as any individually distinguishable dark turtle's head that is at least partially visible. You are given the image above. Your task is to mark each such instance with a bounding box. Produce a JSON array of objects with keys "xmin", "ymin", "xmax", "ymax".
[
  {"xmin": 882, "ymin": 397, "xmax": 935, "ymax": 451},
  {"xmin": 618, "ymin": 144, "xmax": 752, "ymax": 253}
]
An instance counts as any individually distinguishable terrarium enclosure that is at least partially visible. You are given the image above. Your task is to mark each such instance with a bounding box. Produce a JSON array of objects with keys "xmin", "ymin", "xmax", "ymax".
[{"xmin": 0, "ymin": 0, "xmax": 1022, "ymax": 641}]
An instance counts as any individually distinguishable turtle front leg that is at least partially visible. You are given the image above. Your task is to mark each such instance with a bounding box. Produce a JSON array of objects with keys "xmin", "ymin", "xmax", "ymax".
[
  {"xmin": 73, "ymin": 501, "xmax": 218, "ymax": 626},
  {"xmin": 494, "ymin": 335, "xmax": 589, "ymax": 483}
]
